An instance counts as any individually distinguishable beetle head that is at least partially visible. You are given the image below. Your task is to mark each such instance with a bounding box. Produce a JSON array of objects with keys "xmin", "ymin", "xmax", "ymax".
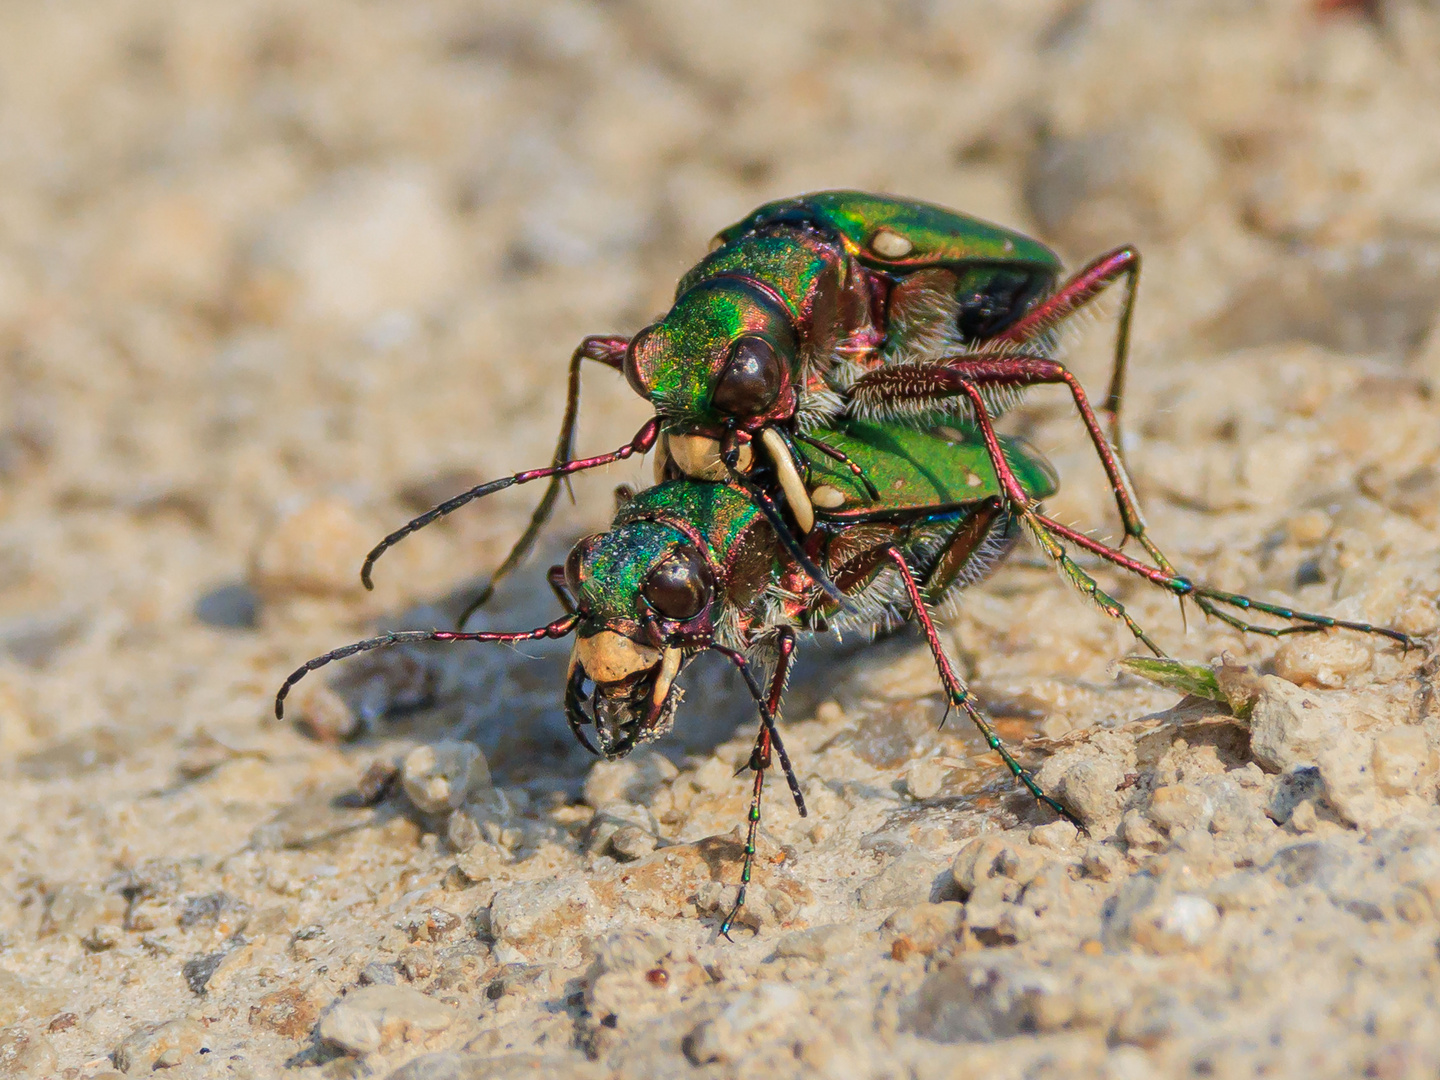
[
  {"xmin": 562, "ymin": 522, "xmax": 719, "ymax": 758},
  {"xmin": 624, "ymin": 278, "xmax": 798, "ymax": 434}
]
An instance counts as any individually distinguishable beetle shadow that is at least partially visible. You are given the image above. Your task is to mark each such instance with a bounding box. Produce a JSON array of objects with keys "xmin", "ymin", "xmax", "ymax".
[{"xmin": 326, "ymin": 543, "xmax": 912, "ymax": 798}]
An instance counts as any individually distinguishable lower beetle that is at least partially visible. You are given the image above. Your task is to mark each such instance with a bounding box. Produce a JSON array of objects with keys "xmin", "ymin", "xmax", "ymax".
[{"xmin": 277, "ymin": 421, "xmax": 1412, "ymax": 936}]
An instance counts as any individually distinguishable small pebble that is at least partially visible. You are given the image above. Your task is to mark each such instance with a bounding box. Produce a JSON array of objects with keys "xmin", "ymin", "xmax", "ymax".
[
  {"xmin": 609, "ymin": 824, "xmax": 657, "ymax": 861},
  {"xmin": 582, "ymin": 752, "xmax": 678, "ymax": 808},
  {"xmin": 857, "ymin": 850, "xmax": 944, "ymax": 909},
  {"xmin": 687, "ymin": 984, "xmax": 804, "ymax": 1066},
  {"xmin": 1058, "ymin": 756, "xmax": 1128, "ymax": 828},
  {"xmin": 1119, "ymin": 810, "xmax": 1166, "ymax": 851},
  {"xmin": 773, "ymin": 923, "xmax": 862, "ymax": 962},
  {"xmin": 446, "ymin": 807, "xmax": 482, "ymax": 853},
  {"xmin": 1248, "ymin": 677, "xmax": 1344, "ymax": 772},
  {"xmin": 181, "ymin": 952, "xmax": 227, "ymax": 996},
  {"xmin": 1146, "ymin": 784, "xmax": 1214, "ymax": 835},
  {"xmin": 952, "ymin": 834, "xmax": 1045, "ymax": 894},
  {"xmin": 46, "ymin": 1013, "xmax": 78, "ymax": 1034},
  {"xmin": 398, "ymin": 908, "xmax": 462, "ymax": 943},
  {"xmin": 316, "ymin": 985, "xmax": 454, "ymax": 1056},
  {"xmin": 1286, "ymin": 509, "xmax": 1332, "ymax": 545},
  {"xmin": 1029, "ymin": 820, "xmax": 1080, "ymax": 851},
  {"xmin": 904, "ymin": 757, "xmax": 947, "ymax": 800},
  {"xmin": 289, "ymin": 680, "xmax": 358, "ymax": 743},
  {"xmin": 358, "ymin": 963, "xmax": 398, "ymax": 987},
  {"xmin": 251, "ymin": 497, "xmax": 373, "ymax": 599},
  {"xmin": 1273, "ymin": 635, "xmax": 1373, "ymax": 690},
  {"xmin": 880, "ymin": 902, "xmax": 965, "ymax": 955},
  {"xmin": 490, "ymin": 876, "xmax": 603, "ymax": 964},
  {"xmin": 590, "ymin": 928, "xmax": 672, "ymax": 976},
  {"xmin": 113, "ymin": 1019, "xmax": 205, "ymax": 1074},
  {"xmin": 1082, "ymin": 842, "xmax": 1125, "ymax": 882},
  {"xmin": 355, "ymin": 760, "xmax": 400, "ymax": 806},
  {"xmin": 396, "ymin": 946, "xmax": 433, "ymax": 981},
  {"xmin": 0, "ymin": 1027, "xmax": 57, "ymax": 1078},
  {"xmin": 402, "ymin": 741, "xmax": 490, "ymax": 814},
  {"xmin": 248, "ymin": 987, "xmax": 319, "ymax": 1039},
  {"xmin": 1371, "ymin": 727, "xmax": 1435, "ymax": 797},
  {"xmin": 1134, "ymin": 895, "xmax": 1220, "ymax": 954},
  {"xmin": 193, "ymin": 582, "xmax": 260, "ymax": 629}
]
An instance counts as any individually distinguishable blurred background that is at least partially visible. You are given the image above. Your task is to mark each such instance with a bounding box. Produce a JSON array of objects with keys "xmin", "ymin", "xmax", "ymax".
[{"xmin": 4, "ymin": 0, "xmax": 1440, "ymax": 949}]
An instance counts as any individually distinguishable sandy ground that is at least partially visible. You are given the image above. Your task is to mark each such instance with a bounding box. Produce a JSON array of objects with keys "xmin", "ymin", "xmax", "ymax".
[{"xmin": 3, "ymin": 2, "xmax": 1440, "ymax": 1077}]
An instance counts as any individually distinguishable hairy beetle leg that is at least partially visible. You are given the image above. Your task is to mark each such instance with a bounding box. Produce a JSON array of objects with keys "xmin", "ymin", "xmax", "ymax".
[
  {"xmin": 938, "ymin": 377, "xmax": 1169, "ymax": 655},
  {"xmin": 851, "ymin": 350, "xmax": 1176, "ymax": 579},
  {"xmin": 997, "ymin": 245, "xmax": 1141, "ymax": 457}
]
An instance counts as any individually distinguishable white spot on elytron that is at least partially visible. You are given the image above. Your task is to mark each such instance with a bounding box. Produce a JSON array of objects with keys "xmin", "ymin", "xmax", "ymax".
[
  {"xmin": 1003, "ymin": 238, "xmax": 1015, "ymax": 253},
  {"xmin": 810, "ymin": 485, "xmax": 846, "ymax": 509},
  {"xmin": 871, "ymin": 228, "xmax": 913, "ymax": 258},
  {"xmin": 965, "ymin": 471, "xmax": 983, "ymax": 487}
]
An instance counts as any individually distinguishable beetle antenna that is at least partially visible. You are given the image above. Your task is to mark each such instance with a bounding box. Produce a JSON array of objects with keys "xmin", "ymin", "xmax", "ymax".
[
  {"xmin": 274, "ymin": 615, "xmax": 579, "ymax": 719},
  {"xmin": 360, "ymin": 420, "xmax": 660, "ymax": 591},
  {"xmin": 719, "ymin": 443, "xmax": 846, "ymax": 605},
  {"xmin": 793, "ymin": 432, "xmax": 880, "ymax": 501}
]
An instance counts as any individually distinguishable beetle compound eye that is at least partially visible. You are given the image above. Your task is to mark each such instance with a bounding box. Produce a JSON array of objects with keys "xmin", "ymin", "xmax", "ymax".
[
  {"xmin": 565, "ymin": 537, "xmax": 600, "ymax": 599},
  {"xmin": 623, "ymin": 328, "xmax": 653, "ymax": 397},
  {"xmin": 712, "ymin": 336, "xmax": 782, "ymax": 416},
  {"xmin": 642, "ymin": 546, "xmax": 711, "ymax": 621}
]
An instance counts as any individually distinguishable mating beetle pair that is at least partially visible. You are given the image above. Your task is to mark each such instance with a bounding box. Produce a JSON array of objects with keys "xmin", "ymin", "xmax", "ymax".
[
  {"xmin": 280, "ymin": 421, "xmax": 1068, "ymax": 935},
  {"xmin": 279, "ymin": 192, "xmax": 1414, "ymax": 936}
]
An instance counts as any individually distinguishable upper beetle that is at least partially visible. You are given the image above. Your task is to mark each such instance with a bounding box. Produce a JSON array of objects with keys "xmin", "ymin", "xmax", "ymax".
[{"xmin": 359, "ymin": 190, "xmax": 1146, "ymax": 611}]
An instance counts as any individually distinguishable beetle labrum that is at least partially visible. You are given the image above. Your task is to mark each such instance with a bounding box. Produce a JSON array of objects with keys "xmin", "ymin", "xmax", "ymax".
[{"xmin": 277, "ymin": 422, "xmax": 1413, "ymax": 936}]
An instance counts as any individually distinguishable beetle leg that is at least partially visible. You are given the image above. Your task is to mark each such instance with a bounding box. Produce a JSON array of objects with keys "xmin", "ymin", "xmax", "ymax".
[
  {"xmin": 912, "ymin": 374, "xmax": 1170, "ymax": 656},
  {"xmin": 996, "ymin": 245, "xmax": 1140, "ymax": 453},
  {"xmin": 711, "ymin": 632, "xmax": 802, "ymax": 940},
  {"xmin": 882, "ymin": 547, "xmax": 1082, "ymax": 831},
  {"xmin": 1033, "ymin": 515, "xmax": 1417, "ymax": 649},
  {"xmin": 355, "ymin": 334, "xmax": 628, "ymax": 607},
  {"xmin": 849, "ymin": 350, "xmax": 1177, "ymax": 578}
]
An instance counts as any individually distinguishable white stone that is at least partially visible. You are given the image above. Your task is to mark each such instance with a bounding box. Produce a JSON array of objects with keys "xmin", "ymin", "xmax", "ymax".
[
  {"xmin": 317, "ymin": 985, "xmax": 453, "ymax": 1056},
  {"xmin": 402, "ymin": 740, "xmax": 490, "ymax": 814},
  {"xmin": 1248, "ymin": 676, "xmax": 1345, "ymax": 772}
]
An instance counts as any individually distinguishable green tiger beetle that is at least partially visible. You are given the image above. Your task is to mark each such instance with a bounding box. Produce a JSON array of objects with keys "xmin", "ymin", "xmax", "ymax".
[
  {"xmin": 357, "ymin": 190, "xmax": 1156, "ymax": 623},
  {"xmin": 276, "ymin": 422, "xmax": 1413, "ymax": 938}
]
